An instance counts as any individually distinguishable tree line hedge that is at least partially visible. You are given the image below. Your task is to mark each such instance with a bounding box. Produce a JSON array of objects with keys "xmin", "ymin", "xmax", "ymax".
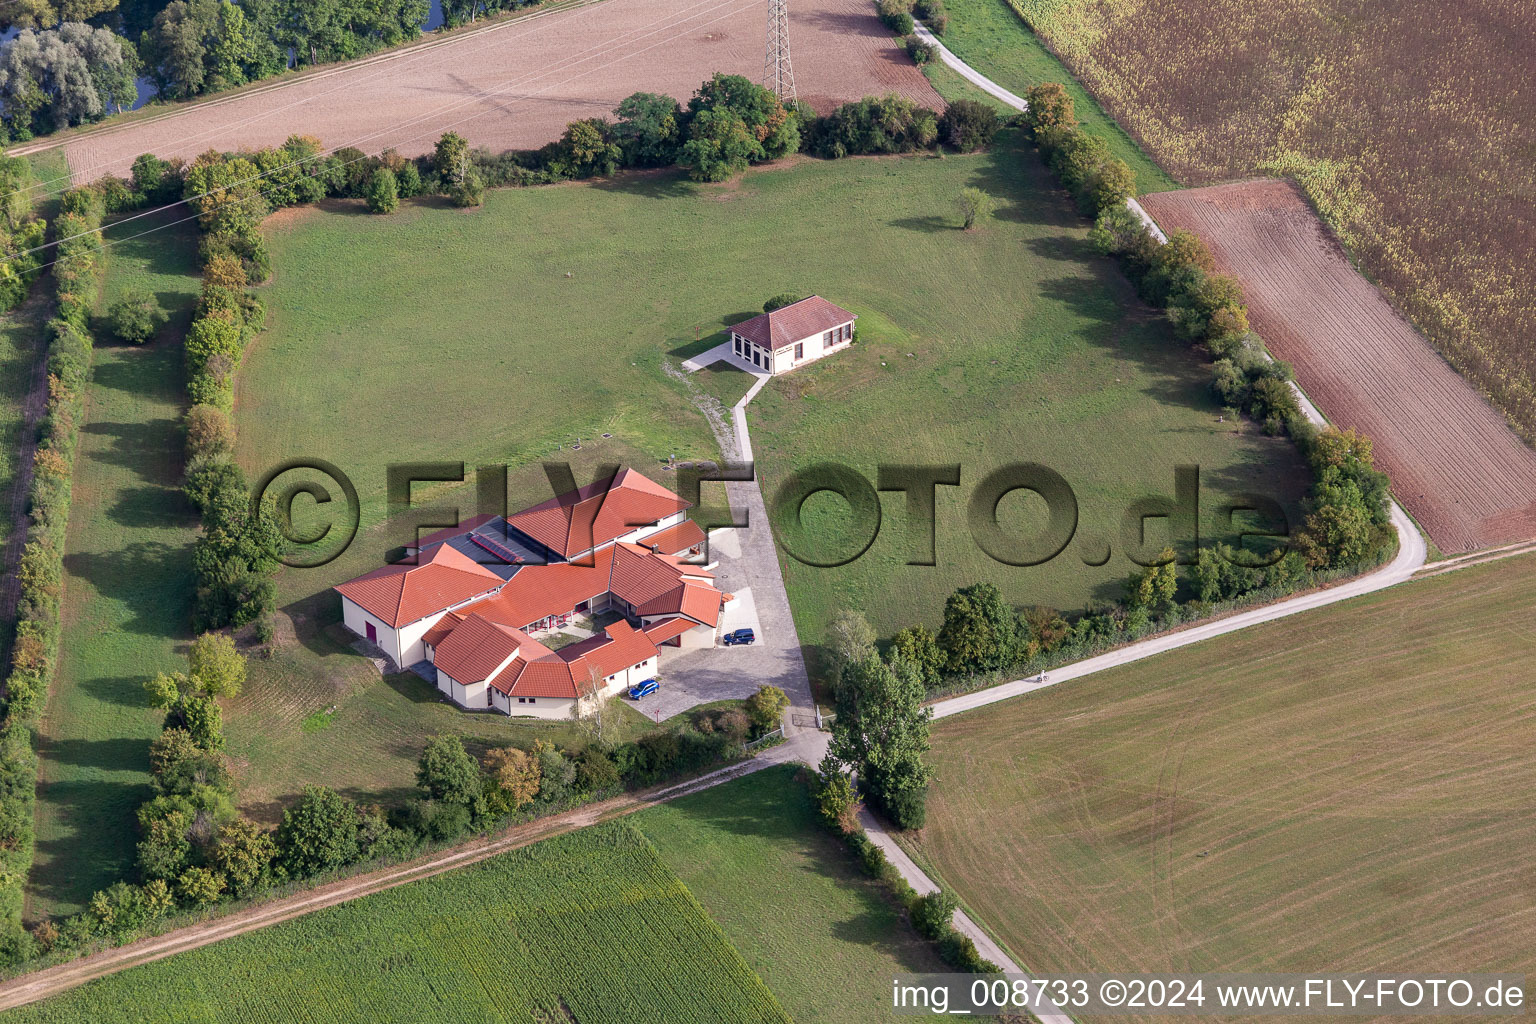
[
  {"xmin": 0, "ymin": 157, "xmax": 47, "ymax": 311},
  {"xmin": 807, "ymin": 764, "xmax": 997, "ymax": 973},
  {"xmin": 2, "ymin": 681, "xmax": 771, "ymax": 970},
  {"xmin": 0, "ymin": 186, "xmax": 104, "ymax": 960}
]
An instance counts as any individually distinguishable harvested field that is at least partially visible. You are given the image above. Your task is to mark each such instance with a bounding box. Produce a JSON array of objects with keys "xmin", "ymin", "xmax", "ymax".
[
  {"xmin": 969, "ymin": 0, "xmax": 1536, "ymax": 446},
  {"xmin": 1140, "ymin": 180, "xmax": 1536, "ymax": 555},
  {"xmin": 909, "ymin": 552, "xmax": 1536, "ymax": 1001},
  {"xmin": 49, "ymin": 0, "xmax": 938, "ymax": 184}
]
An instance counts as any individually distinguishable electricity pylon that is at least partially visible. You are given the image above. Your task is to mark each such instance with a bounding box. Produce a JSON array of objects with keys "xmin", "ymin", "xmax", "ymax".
[{"xmin": 763, "ymin": 0, "xmax": 797, "ymax": 103}]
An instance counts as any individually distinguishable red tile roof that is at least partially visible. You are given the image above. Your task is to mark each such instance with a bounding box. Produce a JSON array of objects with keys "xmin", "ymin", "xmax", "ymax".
[
  {"xmin": 641, "ymin": 519, "xmax": 707, "ymax": 556},
  {"xmin": 421, "ymin": 611, "xmax": 464, "ymax": 648},
  {"xmin": 334, "ymin": 543, "xmax": 503, "ymax": 628},
  {"xmin": 506, "ymin": 467, "xmax": 691, "ymax": 558},
  {"xmin": 472, "ymin": 549, "xmax": 614, "ymax": 630},
  {"xmin": 731, "ymin": 296, "xmax": 857, "ymax": 350},
  {"xmin": 434, "ymin": 614, "xmax": 549, "ymax": 685},
  {"xmin": 642, "ymin": 616, "xmax": 698, "ymax": 646},
  {"xmin": 556, "ymin": 620, "xmax": 658, "ymax": 680}
]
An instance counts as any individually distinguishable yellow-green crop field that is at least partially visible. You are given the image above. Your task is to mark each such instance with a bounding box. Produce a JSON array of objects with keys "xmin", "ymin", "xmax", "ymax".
[{"xmin": 11, "ymin": 823, "xmax": 790, "ymax": 1024}]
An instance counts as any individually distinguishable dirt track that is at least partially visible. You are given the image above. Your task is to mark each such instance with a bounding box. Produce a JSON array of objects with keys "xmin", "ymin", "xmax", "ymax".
[
  {"xmin": 0, "ymin": 751, "xmax": 785, "ymax": 1011},
  {"xmin": 37, "ymin": 0, "xmax": 938, "ymax": 184},
  {"xmin": 1140, "ymin": 181, "xmax": 1536, "ymax": 555}
]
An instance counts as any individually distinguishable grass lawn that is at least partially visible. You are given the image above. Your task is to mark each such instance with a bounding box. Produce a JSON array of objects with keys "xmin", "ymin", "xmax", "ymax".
[
  {"xmin": 222, "ymin": 629, "xmax": 655, "ymax": 820},
  {"xmin": 744, "ymin": 138, "xmax": 1305, "ymax": 651},
  {"xmin": 692, "ymin": 359, "xmax": 757, "ymax": 410},
  {"xmin": 906, "ymin": 553, "xmax": 1536, "ymax": 990},
  {"xmin": 930, "ymin": 0, "xmax": 1178, "ymax": 192},
  {"xmin": 27, "ymin": 209, "xmax": 204, "ymax": 920},
  {"xmin": 636, "ymin": 764, "xmax": 949, "ymax": 1023},
  {"xmin": 235, "ymin": 146, "xmax": 1304, "ymax": 793},
  {"xmin": 10, "ymin": 822, "xmax": 790, "ymax": 1024}
]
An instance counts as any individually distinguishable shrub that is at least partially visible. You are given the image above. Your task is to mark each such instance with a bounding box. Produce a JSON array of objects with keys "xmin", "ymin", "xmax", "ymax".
[
  {"xmin": 745, "ymin": 685, "xmax": 789, "ymax": 732},
  {"xmin": 877, "ymin": 0, "xmax": 914, "ymax": 34},
  {"xmin": 276, "ymin": 786, "xmax": 361, "ymax": 878},
  {"xmin": 903, "ymin": 34, "xmax": 936, "ymax": 64},
  {"xmin": 910, "ymin": 889, "xmax": 956, "ymax": 939},
  {"xmin": 956, "ymin": 186, "xmax": 992, "ymax": 229},
  {"xmin": 1022, "ymin": 83, "xmax": 1075, "ymax": 136},
  {"xmin": 365, "ymin": 167, "xmax": 399, "ymax": 214},
  {"xmin": 802, "ymin": 94, "xmax": 937, "ymax": 159},
  {"xmin": 108, "ymin": 290, "xmax": 165, "ymax": 344},
  {"xmin": 396, "ymin": 161, "xmax": 422, "ymax": 198},
  {"xmin": 763, "ymin": 293, "xmax": 800, "ymax": 313},
  {"xmin": 938, "ymin": 100, "xmax": 999, "ymax": 151},
  {"xmin": 880, "ymin": 784, "xmax": 928, "ymax": 830},
  {"xmin": 185, "ymin": 315, "xmax": 243, "ymax": 375},
  {"xmin": 185, "ymin": 404, "xmax": 235, "ymax": 461}
]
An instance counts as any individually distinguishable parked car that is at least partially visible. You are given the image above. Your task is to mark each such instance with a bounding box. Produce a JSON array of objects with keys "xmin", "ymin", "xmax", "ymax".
[
  {"xmin": 722, "ymin": 628, "xmax": 756, "ymax": 646},
  {"xmin": 627, "ymin": 678, "xmax": 660, "ymax": 700}
]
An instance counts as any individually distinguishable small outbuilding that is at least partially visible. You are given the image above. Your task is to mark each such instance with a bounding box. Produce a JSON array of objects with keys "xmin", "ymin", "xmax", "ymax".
[{"xmin": 729, "ymin": 296, "xmax": 856, "ymax": 375}]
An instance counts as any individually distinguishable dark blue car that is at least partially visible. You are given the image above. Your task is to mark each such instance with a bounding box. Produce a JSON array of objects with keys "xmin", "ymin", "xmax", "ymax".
[
  {"xmin": 722, "ymin": 628, "xmax": 756, "ymax": 646},
  {"xmin": 627, "ymin": 678, "xmax": 659, "ymax": 700}
]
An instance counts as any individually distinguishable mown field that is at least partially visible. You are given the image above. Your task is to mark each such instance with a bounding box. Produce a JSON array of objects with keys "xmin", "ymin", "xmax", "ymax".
[
  {"xmin": 10, "ymin": 822, "xmax": 791, "ymax": 1024},
  {"xmin": 241, "ymin": 150, "xmax": 1308, "ymax": 646},
  {"xmin": 38, "ymin": 143, "xmax": 1312, "ymax": 912},
  {"xmin": 740, "ymin": 140, "xmax": 1307, "ymax": 648},
  {"xmin": 907, "ymin": 553, "xmax": 1536, "ymax": 993},
  {"xmin": 28, "ymin": 209, "xmax": 204, "ymax": 920},
  {"xmin": 973, "ymin": 0, "xmax": 1536, "ymax": 444},
  {"xmin": 637, "ymin": 764, "xmax": 948, "ymax": 1022},
  {"xmin": 925, "ymin": 0, "xmax": 1176, "ymax": 192}
]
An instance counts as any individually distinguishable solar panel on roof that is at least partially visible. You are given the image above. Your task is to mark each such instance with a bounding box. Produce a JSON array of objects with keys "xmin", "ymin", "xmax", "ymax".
[{"xmin": 470, "ymin": 533, "xmax": 523, "ymax": 565}]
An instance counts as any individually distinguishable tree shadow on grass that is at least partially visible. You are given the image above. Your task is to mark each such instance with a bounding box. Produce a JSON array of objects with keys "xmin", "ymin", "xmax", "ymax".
[
  {"xmin": 890, "ymin": 214, "xmax": 956, "ymax": 234},
  {"xmin": 63, "ymin": 540, "xmax": 194, "ymax": 638},
  {"xmin": 588, "ymin": 169, "xmax": 697, "ymax": 201},
  {"xmin": 27, "ymin": 773, "xmax": 154, "ymax": 917},
  {"xmin": 78, "ymin": 672, "xmax": 162, "ymax": 710}
]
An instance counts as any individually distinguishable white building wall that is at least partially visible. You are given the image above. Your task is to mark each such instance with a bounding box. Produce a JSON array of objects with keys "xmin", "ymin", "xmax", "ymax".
[
  {"xmin": 505, "ymin": 696, "xmax": 578, "ymax": 720},
  {"xmin": 341, "ymin": 597, "xmax": 399, "ymax": 664}
]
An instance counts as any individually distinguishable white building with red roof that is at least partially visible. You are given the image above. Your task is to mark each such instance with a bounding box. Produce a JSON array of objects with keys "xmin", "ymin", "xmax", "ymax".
[
  {"xmin": 334, "ymin": 468, "xmax": 721, "ymax": 719},
  {"xmin": 729, "ymin": 296, "xmax": 857, "ymax": 375}
]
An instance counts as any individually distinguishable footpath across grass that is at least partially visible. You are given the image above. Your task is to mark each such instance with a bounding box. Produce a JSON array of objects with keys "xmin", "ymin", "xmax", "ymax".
[
  {"xmin": 27, "ymin": 211, "xmax": 203, "ymax": 920},
  {"xmin": 929, "ymin": 0, "xmax": 1177, "ymax": 192},
  {"xmin": 8, "ymin": 822, "xmax": 791, "ymax": 1024},
  {"xmin": 909, "ymin": 553, "xmax": 1536, "ymax": 990},
  {"xmin": 636, "ymin": 764, "xmax": 948, "ymax": 1023}
]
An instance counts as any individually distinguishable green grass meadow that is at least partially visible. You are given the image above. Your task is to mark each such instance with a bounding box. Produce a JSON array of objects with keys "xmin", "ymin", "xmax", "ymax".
[
  {"xmin": 10, "ymin": 822, "xmax": 791, "ymax": 1024},
  {"xmin": 927, "ymin": 0, "xmax": 1178, "ymax": 192},
  {"xmin": 37, "ymin": 144, "xmax": 1308, "ymax": 914},
  {"xmin": 27, "ymin": 209, "xmax": 204, "ymax": 919},
  {"xmin": 637, "ymin": 764, "xmax": 949, "ymax": 1023}
]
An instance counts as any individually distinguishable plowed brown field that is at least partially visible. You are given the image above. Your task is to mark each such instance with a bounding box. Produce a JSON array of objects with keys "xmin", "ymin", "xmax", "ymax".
[
  {"xmin": 1140, "ymin": 181, "xmax": 1536, "ymax": 555},
  {"xmin": 46, "ymin": 0, "xmax": 938, "ymax": 183}
]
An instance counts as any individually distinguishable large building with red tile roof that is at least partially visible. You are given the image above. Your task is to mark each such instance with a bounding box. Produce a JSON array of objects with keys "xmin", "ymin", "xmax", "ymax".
[
  {"xmin": 335, "ymin": 469, "xmax": 726, "ymax": 719},
  {"xmin": 729, "ymin": 295, "xmax": 856, "ymax": 375}
]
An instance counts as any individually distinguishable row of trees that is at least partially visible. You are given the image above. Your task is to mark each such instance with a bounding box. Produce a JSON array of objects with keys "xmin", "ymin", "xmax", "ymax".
[
  {"xmin": 808, "ymin": 769, "xmax": 996, "ymax": 973},
  {"xmin": 0, "ymin": 183, "xmax": 106, "ymax": 961},
  {"xmin": 1021, "ymin": 83, "xmax": 1136, "ymax": 219},
  {"xmin": 0, "ymin": 157, "xmax": 47, "ymax": 311},
  {"xmin": 0, "ymin": 2, "xmax": 556, "ymax": 137},
  {"xmin": 10, "ymin": 682, "xmax": 780, "ymax": 965}
]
